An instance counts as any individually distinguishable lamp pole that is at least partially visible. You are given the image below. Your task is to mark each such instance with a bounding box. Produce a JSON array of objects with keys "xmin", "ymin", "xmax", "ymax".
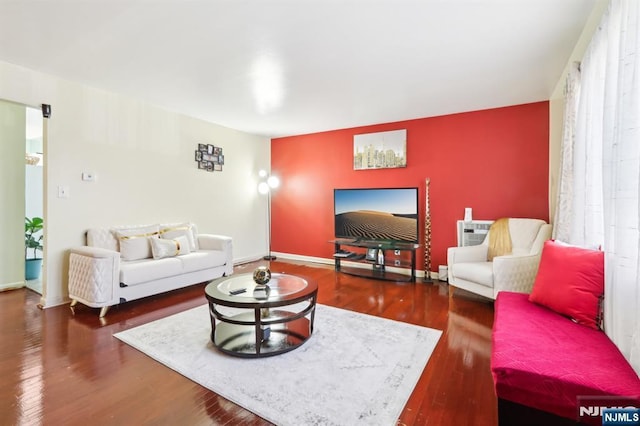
[
  {"xmin": 264, "ymin": 188, "xmax": 276, "ymax": 261},
  {"xmin": 259, "ymin": 171, "xmax": 279, "ymax": 261}
]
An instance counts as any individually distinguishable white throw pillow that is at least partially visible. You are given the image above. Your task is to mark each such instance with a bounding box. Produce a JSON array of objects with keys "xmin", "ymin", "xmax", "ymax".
[
  {"xmin": 159, "ymin": 223, "xmax": 197, "ymax": 251},
  {"xmin": 115, "ymin": 225, "xmax": 160, "ymax": 261},
  {"xmin": 150, "ymin": 235, "xmax": 191, "ymax": 259}
]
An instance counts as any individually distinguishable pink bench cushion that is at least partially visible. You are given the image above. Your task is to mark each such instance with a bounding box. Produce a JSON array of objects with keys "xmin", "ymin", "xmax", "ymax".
[{"xmin": 491, "ymin": 291, "xmax": 640, "ymax": 420}]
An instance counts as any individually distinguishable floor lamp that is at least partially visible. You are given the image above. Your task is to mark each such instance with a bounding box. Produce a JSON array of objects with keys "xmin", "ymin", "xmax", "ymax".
[{"xmin": 258, "ymin": 170, "xmax": 280, "ymax": 261}]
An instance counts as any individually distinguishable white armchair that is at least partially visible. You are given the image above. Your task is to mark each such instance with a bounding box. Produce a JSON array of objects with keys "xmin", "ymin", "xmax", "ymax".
[{"xmin": 447, "ymin": 218, "xmax": 552, "ymax": 300}]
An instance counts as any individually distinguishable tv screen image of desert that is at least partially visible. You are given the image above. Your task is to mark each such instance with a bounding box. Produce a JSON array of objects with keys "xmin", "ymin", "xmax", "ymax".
[{"xmin": 335, "ymin": 210, "xmax": 417, "ymax": 242}]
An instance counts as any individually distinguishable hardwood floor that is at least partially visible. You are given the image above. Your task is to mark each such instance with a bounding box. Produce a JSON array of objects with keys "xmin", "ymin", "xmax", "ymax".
[{"xmin": 0, "ymin": 260, "xmax": 497, "ymax": 426}]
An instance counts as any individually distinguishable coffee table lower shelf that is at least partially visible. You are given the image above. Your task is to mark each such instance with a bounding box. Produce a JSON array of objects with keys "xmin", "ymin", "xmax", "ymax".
[
  {"xmin": 337, "ymin": 265, "xmax": 415, "ymax": 282},
  {"xmin": 211, "ymin": 310, "xmax": 312, "ymax": 358}
]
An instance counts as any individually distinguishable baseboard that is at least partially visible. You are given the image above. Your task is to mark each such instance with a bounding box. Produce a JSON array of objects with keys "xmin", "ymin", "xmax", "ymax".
[
  {"xmin": 272, "ymin": 252, "xmax": 334, "ymax": 266},
  {"xmin": 0, "ymin": 281, "xmax": 25, "ymax": 291},
  {"xmin": 274, "ymin": 252, "xmax": 438, "ymax": 280},
  {"xmin": 233, "ymin": 254, "xmax": 266, "ymax": 265}
]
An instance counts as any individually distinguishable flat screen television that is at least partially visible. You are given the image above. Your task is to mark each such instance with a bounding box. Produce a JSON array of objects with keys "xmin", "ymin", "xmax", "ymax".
[{"xmin": 334, "ymin": 187, "xmax": 419, "ymax": 243}]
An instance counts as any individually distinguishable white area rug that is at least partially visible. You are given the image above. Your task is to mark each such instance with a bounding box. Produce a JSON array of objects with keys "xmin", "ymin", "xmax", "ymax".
[{"xmin": 114, "ymin": 304, "xmax": 442, "ymax": 426}]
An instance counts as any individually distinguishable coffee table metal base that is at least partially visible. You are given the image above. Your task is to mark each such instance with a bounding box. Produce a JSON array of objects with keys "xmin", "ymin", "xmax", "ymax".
[
  {"xmin": 211, "ymin": 306, "xmax": 315, "ymax": 358},
  {"xmin": 205, "ymin": 273, "xmax": 318, "ymax": 358},
  {"xmin": 212, "ymin": 310, "xmax": 312, "ymax": 357}
]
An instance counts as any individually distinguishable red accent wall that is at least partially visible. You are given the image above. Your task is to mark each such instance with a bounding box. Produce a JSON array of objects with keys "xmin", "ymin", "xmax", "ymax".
[{"xmin": 270, "ymin": 102, "xmax": 549, "ymax": 272}]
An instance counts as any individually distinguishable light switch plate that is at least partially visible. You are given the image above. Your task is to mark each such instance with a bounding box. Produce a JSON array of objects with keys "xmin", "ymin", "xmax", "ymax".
[
  {"xmin": 58, "ymin": 185, "xmax": 70, "ymax": 198},
  {"xmin": 82, "ymin": 172, "xmax": 96, "ymax": 181}
]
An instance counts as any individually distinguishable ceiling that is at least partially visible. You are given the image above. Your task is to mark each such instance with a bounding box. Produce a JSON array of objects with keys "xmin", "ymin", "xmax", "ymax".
[{"xmin": 0, "ymin": 0, "xmax": 597, "ymax": 138}]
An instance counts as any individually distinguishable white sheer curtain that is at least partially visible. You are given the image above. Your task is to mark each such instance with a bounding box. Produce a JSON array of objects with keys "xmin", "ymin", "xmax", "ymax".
[
  {"xmin": 557, "ymin": 0, "xmax": 640, "ymax": 374},
  {"xmin": 553, "ymin": 62, "xmax": 581, "ymax": 242}
]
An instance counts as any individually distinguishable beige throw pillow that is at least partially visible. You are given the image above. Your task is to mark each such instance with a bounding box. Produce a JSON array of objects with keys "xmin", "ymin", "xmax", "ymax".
[
  {"xmin": 159, "ymin": 223, "xmax": 197, "ymax": 251},
  {"xmin": 150, "ymin": 235, "xmax": 191, "ymax": 259},
  {"xmin": 149, "ymin": 236, "xmax": 191, "ymax": 259},
  {"xmin": 115, "ymin": 225, "xmax": 160, "ymax": 261}
]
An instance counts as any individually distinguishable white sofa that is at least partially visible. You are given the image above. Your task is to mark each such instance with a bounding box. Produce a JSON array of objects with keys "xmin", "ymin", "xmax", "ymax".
[
  {"xmin": 447, "ymin": 218, "xmax": 552, "ymax": 300},
  {"xmin": 68, "ymin": 223, "xmax": 233, "ymax": 317}
]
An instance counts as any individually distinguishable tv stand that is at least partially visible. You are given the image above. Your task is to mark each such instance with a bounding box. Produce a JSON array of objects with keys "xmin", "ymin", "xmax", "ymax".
[{"xmin": 330, "ymin": 239, "xmax": 420, "ymax": 282}]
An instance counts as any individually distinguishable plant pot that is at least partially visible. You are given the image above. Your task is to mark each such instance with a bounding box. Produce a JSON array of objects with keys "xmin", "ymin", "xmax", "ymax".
[{"xmin": 25, "ymin": 258, "xmax": 43, "ymax": 280}]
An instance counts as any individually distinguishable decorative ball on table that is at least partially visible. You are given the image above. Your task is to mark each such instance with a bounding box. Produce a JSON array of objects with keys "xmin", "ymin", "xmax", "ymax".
[{"xmin": 253, "ymin": 266, "xmax": 271, "ymax": 286}]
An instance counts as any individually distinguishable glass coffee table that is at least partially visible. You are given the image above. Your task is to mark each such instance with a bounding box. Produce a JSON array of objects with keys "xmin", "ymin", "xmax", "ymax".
[{"xmin": 204, "ymin": 273, "xmax": 318, "ymax": 358}]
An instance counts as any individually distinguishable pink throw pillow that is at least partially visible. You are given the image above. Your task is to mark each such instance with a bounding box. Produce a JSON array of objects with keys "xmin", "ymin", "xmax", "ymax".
[{"xmin": 529, "ymin": 240, "xmax": 604, "ymax": 329}]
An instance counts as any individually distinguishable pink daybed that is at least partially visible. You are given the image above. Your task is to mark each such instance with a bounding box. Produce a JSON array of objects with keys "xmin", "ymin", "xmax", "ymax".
[{"xmin": 491, "ymin": 291, "xmax": 640, "ymax": 425}]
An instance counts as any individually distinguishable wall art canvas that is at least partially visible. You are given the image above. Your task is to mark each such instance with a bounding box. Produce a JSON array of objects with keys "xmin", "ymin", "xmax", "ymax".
[{"xmin": 354, "ymin": 129, "xmax": 407, "ymax": 170}]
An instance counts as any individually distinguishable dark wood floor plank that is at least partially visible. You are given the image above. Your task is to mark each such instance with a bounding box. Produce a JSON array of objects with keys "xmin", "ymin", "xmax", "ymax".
[{"xmin": 0, "ymin": 260, "xmax": 497, "ymax": 425}]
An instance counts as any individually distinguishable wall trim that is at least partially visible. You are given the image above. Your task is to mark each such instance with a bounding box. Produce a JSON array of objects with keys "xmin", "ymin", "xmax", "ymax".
[{"xmin": 0, "ymin": 281, "xmax": 25, "ymax": 292}]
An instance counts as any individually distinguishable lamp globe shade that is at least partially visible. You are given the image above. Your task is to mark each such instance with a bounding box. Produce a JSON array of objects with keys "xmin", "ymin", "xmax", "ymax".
[
  {"xmin": 267, "ymin": 176, "xmax": 280, "ymax": 189},
  {"xmin": 258, "ymin": 182, "xmax": 269, "ymax": 194}
]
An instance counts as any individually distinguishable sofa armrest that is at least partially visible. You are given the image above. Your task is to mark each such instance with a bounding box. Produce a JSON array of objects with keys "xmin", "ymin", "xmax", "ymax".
[
  {"xmin": 198, "ymin": 234, "xmax": 233, "ymax": 275},
  {"xmin": 493, "ymin": 253, "xmax": 542, "ymax": 296},
  {"xmin": 70, "ymin": 246, "xmax": 120, "ymax": 258},
  {"xmin": 197, "ymin": 234, "xmax": 231, "ymax": 251},
  {"xmin": 68, "ymin": 247, "xmax": 120, "ymax": 307},
  {"xmin": 447, "ymin": 244, "xmax": 489, "ymax": 265}
]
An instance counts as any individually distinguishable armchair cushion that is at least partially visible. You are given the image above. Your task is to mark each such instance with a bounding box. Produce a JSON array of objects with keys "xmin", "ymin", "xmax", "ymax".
[
  {"xmin": 529, "ymin": 240, "xmax": 604, "ymax": 330},
  {"xmin": 451, "ymin": 262, "xmax": 493, "ymax": 287}
]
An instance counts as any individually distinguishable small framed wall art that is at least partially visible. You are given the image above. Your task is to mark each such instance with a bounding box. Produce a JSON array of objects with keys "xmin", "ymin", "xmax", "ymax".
[
  {"xmin": 195, "ymin": 144, "xmax": 224, "ymax": 172},
  {"xmin": 353, "ymin": 129, "xmax": 406, "ymax": 170}
]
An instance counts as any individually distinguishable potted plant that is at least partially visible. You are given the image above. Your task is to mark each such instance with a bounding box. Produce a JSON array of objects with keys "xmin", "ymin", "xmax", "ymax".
[{"xmin": 25, "ymin": 216, "xmax": 43, "ymax": 280}]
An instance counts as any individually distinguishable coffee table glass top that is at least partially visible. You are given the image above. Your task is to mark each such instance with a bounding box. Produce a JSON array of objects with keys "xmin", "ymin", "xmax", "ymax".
[{"xmin": 206, "ymin": 273, "xmax": 315, "ymax": 304}]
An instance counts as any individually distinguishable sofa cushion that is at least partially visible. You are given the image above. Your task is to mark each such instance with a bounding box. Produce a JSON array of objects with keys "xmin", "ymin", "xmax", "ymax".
[
  {"xmin": 452, "ymin": 262, "xmax": 493, "ymax": 287},
  {"xmin": 150, "ymin": 235, "xmax": 191, "ymax": 259},
  {"xmin": 176, "ymin": 250, "xmax": 227, "ymax": 273},
  {"xmin": 159, "ymin": 223, "xmax": 197, "ymax": 251},
  {"xmin": 115, "ymin": 225, "xmax": 160, "ymax": 261},
  {"xmin": 529, "ymin": 240, "xmax": 604, "ymax": 329},
  {"xmin": 119, "ymin": 257, "xmax": 182, "ymax": 286},
  {"xmin": 492, "ymin": 292, "xmax": 640, "ymax": 421}
]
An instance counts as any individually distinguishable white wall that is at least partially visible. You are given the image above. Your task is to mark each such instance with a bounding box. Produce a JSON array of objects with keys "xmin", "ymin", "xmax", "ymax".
[
  {"xmin": 0, "ymin": 60, "xmax": 271, "ymax": 307},
  {"xmin": 0, "ymin": 100, "xmax": 26, "ymax": 290}
]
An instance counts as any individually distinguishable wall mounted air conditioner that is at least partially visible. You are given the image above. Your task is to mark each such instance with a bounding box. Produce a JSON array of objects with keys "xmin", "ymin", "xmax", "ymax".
[{"xmin": 456, "ymin": 220, "xmax": 494, "ymax": 247}]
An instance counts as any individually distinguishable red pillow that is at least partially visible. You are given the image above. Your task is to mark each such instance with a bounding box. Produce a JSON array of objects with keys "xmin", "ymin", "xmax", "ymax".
[{"xmin": 529, "ymin": 240, "xmax": 604, "ymax": 329}]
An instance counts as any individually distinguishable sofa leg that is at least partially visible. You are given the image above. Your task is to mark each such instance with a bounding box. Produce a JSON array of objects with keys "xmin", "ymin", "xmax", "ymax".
[
  {"xmin": 70, "ymin": 299, "xmax": 78, "ymax": 307},
  {"xmin": 99, "ymin": 306, "xmax": 110, "ymax": 318}
]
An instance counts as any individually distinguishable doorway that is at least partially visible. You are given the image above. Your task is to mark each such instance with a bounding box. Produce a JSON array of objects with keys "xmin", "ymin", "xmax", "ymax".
[
  {"xmin": 25, "ymin": 106, "xmax": 44, "ymax": 294},
  {"xmin": 0, "ymin": 99, "xmax": 45, "ymax": 297}
]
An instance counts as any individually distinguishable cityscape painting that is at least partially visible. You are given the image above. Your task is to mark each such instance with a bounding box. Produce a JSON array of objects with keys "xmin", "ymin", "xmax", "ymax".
[{"xmin": 353, "ymin": 129, "xmax": 407, "ymax": 170}]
